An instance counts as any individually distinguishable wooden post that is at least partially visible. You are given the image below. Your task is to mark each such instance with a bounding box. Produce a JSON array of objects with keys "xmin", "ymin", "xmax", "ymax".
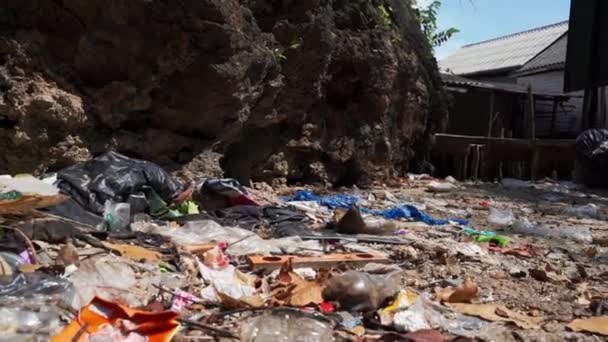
[
  {"xmin": 498, "ymin": 128, "xmax": 504, "ymax": 180},
  {"xmin": 471, "ymin": 145, "xmax": 480, "ymax": 181},
  {"xmin": 527, "ymin": 85, "xmax": 535, "ymax": 140},
  {"xmin": 463, "ymin": 145, "xmax": 471, "ymax": 179},
  {"xmin": 487, "ymin": 91, "xmax": 495, "ymax": 137},
  {"xmin": 527, "ymin": 85, "xmax": 538, "ymax": 180},
  {"xmin": 549, "ymin": 99, "xmax": 558, "ymax": 138},
  {"xmin": 530, "ymin": 149, "xmax": 540, "ymax": 181}
]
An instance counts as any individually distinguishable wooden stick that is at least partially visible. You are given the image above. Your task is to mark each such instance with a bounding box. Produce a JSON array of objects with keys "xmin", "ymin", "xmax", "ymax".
[{"xmin": 178, "ymin": 318, "xmax": 238, "ymax": 339}]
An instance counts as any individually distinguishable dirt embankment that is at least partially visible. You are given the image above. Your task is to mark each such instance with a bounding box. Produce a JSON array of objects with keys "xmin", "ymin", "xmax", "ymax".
[{"xmin": 0, "ymin": 0, "xmax": 447, "ymax": 185}]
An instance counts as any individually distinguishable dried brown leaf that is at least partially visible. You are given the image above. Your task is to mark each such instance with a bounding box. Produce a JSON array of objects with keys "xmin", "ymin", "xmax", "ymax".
[
  {"xmin": 216, "ymin": 292, "xmax": 247, "ymax": 309},
  {"xmin": 436, "ymin": 278, "xmax": 479, "ymax": 303},
  {"xmin": 278, "ymin": 258, "xmax": 294, "ymax": 283},
  {"xmin": 289, "ymin": 279, "xmax": 324, "ymax": 306}
]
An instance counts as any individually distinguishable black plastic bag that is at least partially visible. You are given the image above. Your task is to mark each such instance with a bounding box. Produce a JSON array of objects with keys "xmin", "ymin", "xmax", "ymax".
[
  {"xmin": 56, "ymin": 151, "xmax": 182, "ymax": 214},
  {"xmin": 575, "ymin": 129, "xmax": 608, "ymax": 187}
]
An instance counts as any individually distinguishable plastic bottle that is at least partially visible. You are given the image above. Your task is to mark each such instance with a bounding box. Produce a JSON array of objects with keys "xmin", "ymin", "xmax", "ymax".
[
  {"xmin": 100, "ymin": 201, "xmax": 131, "ymax": 231},
  {"xmin": 322, "ymin": 270, "xmax": 402, "ymax": 312},
  {"xmin": 241, "ymin": 311, "xmax": 335, "ymax": 342},
  {"xmin": 487, "ymin": 207, "xmax": 514, "ymax": 226}
]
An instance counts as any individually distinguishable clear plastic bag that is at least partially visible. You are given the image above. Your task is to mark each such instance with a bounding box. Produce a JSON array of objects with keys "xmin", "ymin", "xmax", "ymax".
[
  {"xmin": 566, "ymin": 203, "xmax": 600, "ymax": 219},
  {"xmin": 153, "ymin": 220, "xmax": 323, "ymax": 256},
  {"xmin": 511, "ymin": 218, "xmax": 593, "ymax": 243},
  {"xmin": 511, "ymin": 218, "xmax": 551, "ymax": 237},
  {"xmin": 394, "ymin": 294, "xmax": 487, "ymax": 337}
]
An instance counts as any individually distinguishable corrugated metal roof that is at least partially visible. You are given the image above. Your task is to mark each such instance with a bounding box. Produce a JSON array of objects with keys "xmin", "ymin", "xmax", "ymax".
[
  {"xmin": 441, "ymin": 73, "xmax": 528, "ymax": 93},
  {"xmin": 517, "ymin": 33, "xmax": 568, "ymax": 75},
  {"xmin": 439, "ymin": 21, "xmax": 569, "ymax": 76},
  {"xmin": 441, "ymin": 73, "xmax": 581, "ymax": 98}
]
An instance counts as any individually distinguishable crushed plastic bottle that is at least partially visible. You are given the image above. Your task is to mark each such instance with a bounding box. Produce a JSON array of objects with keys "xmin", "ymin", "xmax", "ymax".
[
  {"xmin": 241, "ymin": 310, "xmax": 335, "ymax": 342},
  {"xmin": 487, "ymin": 207, "xmax": 514, "ymax": 226},
  {"xmin": 566, "ymin": 203, "xmax": 600, "ymax": 219},
  {"xmin": 322, "ymin": 269, "xmax": 402, "ymax": 312}
]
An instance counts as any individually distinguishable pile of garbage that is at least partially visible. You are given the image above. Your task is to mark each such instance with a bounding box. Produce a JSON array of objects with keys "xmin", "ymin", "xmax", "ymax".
[{"xmin": 0, "ymin": 152, "xmax": 607, "ymax": 341}]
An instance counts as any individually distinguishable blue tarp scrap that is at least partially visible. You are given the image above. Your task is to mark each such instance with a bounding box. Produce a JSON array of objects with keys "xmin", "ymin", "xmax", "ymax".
[
  {"xmin": 287, "ymin": 190, "xmax": 468, "ymax": 226},
  {"xmin": 287, "ymin": 190, "xmax": 359, "ymax": 209}
]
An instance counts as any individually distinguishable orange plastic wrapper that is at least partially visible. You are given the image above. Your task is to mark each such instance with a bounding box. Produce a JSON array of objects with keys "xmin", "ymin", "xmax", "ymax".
[{"xmin": 52, "ymin": 297, "xmax": 180, "ymax": 342}]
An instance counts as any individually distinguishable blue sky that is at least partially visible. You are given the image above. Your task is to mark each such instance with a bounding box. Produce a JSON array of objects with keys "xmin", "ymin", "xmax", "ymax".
[{"xmin": 433, "ymin": 0, "xmax": 571, "ymax": 60}]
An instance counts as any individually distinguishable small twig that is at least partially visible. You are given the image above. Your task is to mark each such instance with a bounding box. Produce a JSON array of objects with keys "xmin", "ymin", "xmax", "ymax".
[
  {"xmin": 0, "ymin": 224, "xmax": 38, "ymax": 264},
  {"xmin": 178, "ymin": 318, "xmax": 238, "ymax": 339},
  {"xmin": 35, "ymin": 210, "xmax": 98, "ymax": 230},
  {"xmin": 225, "ymin": 234, "xmax": 255, "ymax": 248},
  {"xmin": 75, "ymin": 234, "xmax": 115, "ymax": 252},
  {"xmin": 79, "ymin": 250, "xmax": 110, "ymax": 262}
]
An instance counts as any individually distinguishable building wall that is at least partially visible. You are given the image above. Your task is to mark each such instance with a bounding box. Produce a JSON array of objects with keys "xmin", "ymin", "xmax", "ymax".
[
  {"xmin": 446, "ymin": 89, "xmax": 525, "ymax": 138},
  {"xmin": 517, "ymin": 70, "xmax": 583, "ymax": 138},
  {"xmin": 446, "ymin": 91, "xmax": 492, "ymax": 136}
]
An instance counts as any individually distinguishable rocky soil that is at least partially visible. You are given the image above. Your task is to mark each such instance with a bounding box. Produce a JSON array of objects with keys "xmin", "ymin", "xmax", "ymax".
[
  {"xmin": 276, "ymin": 176, "xmax": 608, "ymax": 341},
  {"xmin": 0, "ymin": 0, "xmax": 446, "ymax": 185}
]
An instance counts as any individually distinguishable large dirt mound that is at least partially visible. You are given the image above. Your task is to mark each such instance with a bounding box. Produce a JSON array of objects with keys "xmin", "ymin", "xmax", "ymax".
[{"xmin": 0, "ymin": 0, "xmax": 446, "ymax": 185}]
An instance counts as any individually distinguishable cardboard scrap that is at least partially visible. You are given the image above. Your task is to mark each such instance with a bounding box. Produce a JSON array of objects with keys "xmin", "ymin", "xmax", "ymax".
[
  {"xmin": 448, "ymin": 303, "xmax": 543, "ymax": 330},
  {"xmin": 567, "ymin": 316, "xmax": 608, "ymax": 336},
  {"xmin": 0, "ymin": 194, "xmax": 68, "ymax": 214},
  {"xmin": 248, "ymin": 252, "xmax": 389, "ymax": 272}
]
